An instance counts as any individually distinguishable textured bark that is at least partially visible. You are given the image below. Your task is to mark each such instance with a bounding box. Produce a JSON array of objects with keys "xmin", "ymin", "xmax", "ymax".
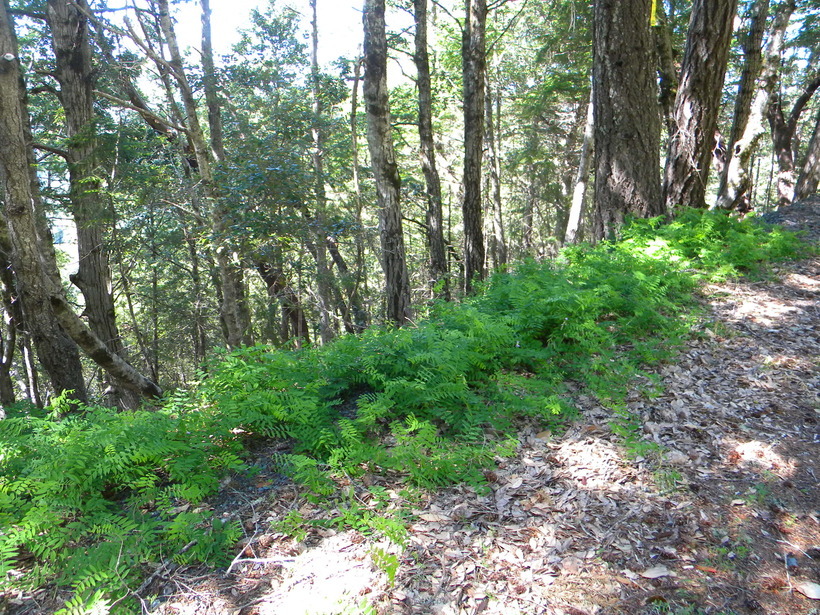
[
  {"xmin": 462, "ymin": 0, "xmax": 487, "ymax": 292},
  {"xmin": 766, "ymin": 73, "xmax": 820, "ymax": 206},
  {"xmin": 47, "ymin": 0, "xmax": 139, "ymax": 407},
  {"xmin": 156, "ymin": 0, "xmax": 251, "ymax": 348},
  {"xmin": 715, "ymin": 0, "xmax": 769, "ymax": 205},
  {"xmin": 592, "ymin": 0, "xmax": 663, "ymax": 241},
  {"xmin": 653, "ymin": 1, "xmax": 679, "ymax": 137},
  {"xmin": 1, "ymin": 2, "xmax": 162, "ymax": 402},
  {"xmin": 363, "ymin": 0, "xmax": 412, "ymax": 325},
  {"xmin": 0, "ymin": 232, "xmax": 17, "ymax": 406},
  {"xmin": 565, "ymin": 94, "xmax": 594, "ymax": 245},
  {"xmin": 413, "ymin": 0, "xmax": 449, "ymax": 299},
  {"xmin": 714, "ymin": 0, "xmax": 794, "ymax": 210},
  {"xmin": 663, "ymin": 0, "xmax": 737, "ymax": 212},
  {"xmin": 795, "ymin": 107, "xmax": 820, "ymax": 200},
  {"xmin": 0, "ymin": 2, "xmax": 87, "ymax": 402}
]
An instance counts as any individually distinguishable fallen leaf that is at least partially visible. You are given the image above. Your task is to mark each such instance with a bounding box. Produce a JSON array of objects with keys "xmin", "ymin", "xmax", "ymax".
[
  {"xmin": 795, "ymin": 581, "xmax": 820, "ymax": 600},
  {"xmin": 418, "ymin": 513, "xmax": 450, "ymax": 522},
  {"xmin": 640, "ymin": 565, "xmax": 672, "ymax": 579}
]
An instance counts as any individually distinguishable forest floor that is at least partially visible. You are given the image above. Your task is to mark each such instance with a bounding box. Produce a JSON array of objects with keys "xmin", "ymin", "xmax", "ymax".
[
  {"xmin": 17, "ymin": 202, "xmax": 818, "ymax": 615},
  {"xmin": 138, "ymin": 199, "xmax": 819, "ymax": 615}
]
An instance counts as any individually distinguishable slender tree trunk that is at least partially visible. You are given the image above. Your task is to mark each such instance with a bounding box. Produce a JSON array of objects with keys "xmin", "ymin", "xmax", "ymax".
[
  {"xmin": 795, "ymin": 106, "xmax": 820, "ymax": 200},
  {"xmin": 413, "ymin": 0, "xmax": 449, "ymax": 299},
  {"xmin": 728, "ymin": 0, "xmax": 768, "ymax": 164},
  {"xmin": 363, "ymin": 0, "xmax": 412, "ymax": 325},
  {"xmin": 350, "ymin": 55, "xmax": 369, "ymax": 320},
  {"xmin": 156, "ymin": 0, "xmax": 250, "ymax": 348},
  {"xmin": 308, "ymin": 0, "xmax": 336, "ymax": 344},
  {"xmin": 663, "ymin": 0, "xmax": 737, "ymax": 212},
  {"xmin": 592, "ymin": 0, "xmax": 663, "ymax": 240},
  {"xmin": 47, "ymin": 0, "xmax": 139, "ymax": 407},
  {"xmin": 462, "ymin": 0, "xmax": 487, "ymax": 292},
  {"xmin": 256, "ymin": 261, "xmax": 310, "ymax": 347},
  {"xmin": 715, "ymin": 0, "xmax": 794, "ymax": 210},
  {"xmin": 200, "ymin": 0, "xmax": 224, "ymax": 162},
  {"xmin": 565, "ymin": 92, "xmax": 594, "ymax": 245},
  {"xmin": 485, "ymin": 73, "xmax": 507, "ymax": 268},
  {"xmin": 0, "ymin": 238, "xmax": 17, "ymax": 407},
  {"xmin": 653, "ymin": 1, "xmax": 679, "ymax": 138}
]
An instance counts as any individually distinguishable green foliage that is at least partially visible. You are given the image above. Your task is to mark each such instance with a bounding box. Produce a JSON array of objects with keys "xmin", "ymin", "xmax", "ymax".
[
  {"xmin": 621, "ymin": 209, "xmax": 809, "ymax": 280},
  {"xmin": 1, "ymin": 208, "xmax": 807, "ymax": 611}
]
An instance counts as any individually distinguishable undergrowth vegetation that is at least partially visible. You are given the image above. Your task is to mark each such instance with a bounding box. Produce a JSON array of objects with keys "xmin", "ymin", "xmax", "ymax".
[{"xmin": 0, "ymin": 210, "xmax": 808, "ymax": 613}]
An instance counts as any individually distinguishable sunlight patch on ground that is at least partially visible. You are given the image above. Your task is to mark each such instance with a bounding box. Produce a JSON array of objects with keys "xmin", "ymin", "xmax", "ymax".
[
  {"xmin": 253, "ymin": 532, "xmax": 383, "ymax": 615},
  {"xmin": 728, "ymin": 439, "xmax": 796, "ymax": 476}
]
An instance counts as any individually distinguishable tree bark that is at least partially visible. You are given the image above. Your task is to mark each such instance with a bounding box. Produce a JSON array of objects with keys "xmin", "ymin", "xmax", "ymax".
[
  {"xmin": 766, "ymin": 72, "xmax": 820, "ymax": 206},
  {"xmin": 462, "ymin": 0, "xmax": 487, "ymax": 292},
  {"xmin": 200, "ymin": 0, "xmax": 224, "ymax": 162},
  {"xmin": 592, "ymin": 0, "xmax": 663, "ymax": 240},
  {"xmin": 413, "ymin": 0, "xmax": 449, "ymax": 299},
  {"xmin": 46, "ymin": 0, "xmax": 139, "ymax": 407},
  {"xmin": 309, "ymin": 0, "xmax": 336, "ymax": 344},
  {"xmin": 565, "ymin": 92, "xmax": 594, "ymax": 245},
  {"xmin": 795, "ymin": 106, "xmax": 820, "ymax": 200},
  {"xmin": 363, "ymin": 0, "xmax": 412, "ymax": 325},
  {"xmin": 653, "ymin": 1, "xmax": 679, "ymax": 138},
  {"xmin": 714, "ymin": 0, "xmax": 794, "ymax": 210},
  {"xmin": 663, "ymin": 0, "xmax": 737, "ymax": 212},
  {"xmin": 0, "ymin": 2, "xmax": 88, "ymax": 403},
  {"xmin": 485, "ymin": 72, "xmax": 507, "ymax": 269},
  {"xmin": 256, "ymin": 261, "xmax": 310, "ymax": 347}
]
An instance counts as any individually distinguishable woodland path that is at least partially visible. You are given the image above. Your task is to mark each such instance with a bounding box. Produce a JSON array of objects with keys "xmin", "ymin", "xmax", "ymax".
[{"xmin": 131, "ymin": 201, "xmax": 820, "ymax": 615}]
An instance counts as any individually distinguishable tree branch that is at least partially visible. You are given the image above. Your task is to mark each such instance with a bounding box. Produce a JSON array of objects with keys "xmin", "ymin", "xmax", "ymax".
[
  {"xmin": 94, "ymin": 89, "xmax": 188, "ymax": 134},
  {"xmin": 32, "ymin": 143, "xmax": 70, "ymax": 159},
  {"xmin": 787, "ymin": 71, "xmax": 820, "ymax": 132}
]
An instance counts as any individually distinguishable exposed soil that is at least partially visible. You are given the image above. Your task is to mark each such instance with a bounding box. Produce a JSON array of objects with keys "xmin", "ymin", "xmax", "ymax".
[{"xmin": 7, "ymin": 200, "xmax": 819, "ymax": 615}]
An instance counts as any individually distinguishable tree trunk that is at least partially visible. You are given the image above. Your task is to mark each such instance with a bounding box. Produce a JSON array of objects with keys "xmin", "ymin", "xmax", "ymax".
[
  {"xmin": 256, "ymin": 261, "xmax": 310, "ymax": 347},
  {"xmin": 653, "ymin": 1, "xmax": 679, "ymax": 138},
  {"xmin": 663, "ymin": 0, "xmax": 737, "ymax": 212},
  {"xmin": 0, "ymin": 236, "xmax": 17, "ymax": 407},
  {"xmin": 714, "ymin": 0, "xmax": 794, "ymax": 210},
  {"xmin": 795, "ymin": 106, "xmax": 820, "ymax": 200},
  {"xmin": 413, "ymin": 0, "xmax": 449, "ymax": 299},
  {"xmin": 485, "ymin": 71, "xmax": 507, "ymax": 269},
  {"xmin": 200, "ymin": 0, "xmax": 224, "ymax": 162},
  {"xmin": 462, "ymin": 0, "xmax": 487, "ymax": 292},
  {"xmin": 363, "ymin": 0, "xmax": 412, "ymax": 325},
  {"xmin": 766, "ymin": 73, "xmax": 820, "ymax": 207},
  {"xmin": 1, "ymin": 5, "xmax": 162, "ymax": 402},
  {"xmin": 309, "ymin": 0, "xmax": 336, "ymax": 344},
  {"xmin": 0, "ymin": 3, "xmax": 88, "ymax": 403},
  {"xmin": 592, "ymin": 0, "xmax": 663, "ymax": 240},
  {"xmin": 156, "ymin": 0, "xmax": 251, "ymax": 349},
  {"xmin": 47, "ymin": 0, "xmax": 139, "ymax": 408},
  {"xmin": 565, "ymin": 92, "xmax": 594, "ymax": 245}
]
